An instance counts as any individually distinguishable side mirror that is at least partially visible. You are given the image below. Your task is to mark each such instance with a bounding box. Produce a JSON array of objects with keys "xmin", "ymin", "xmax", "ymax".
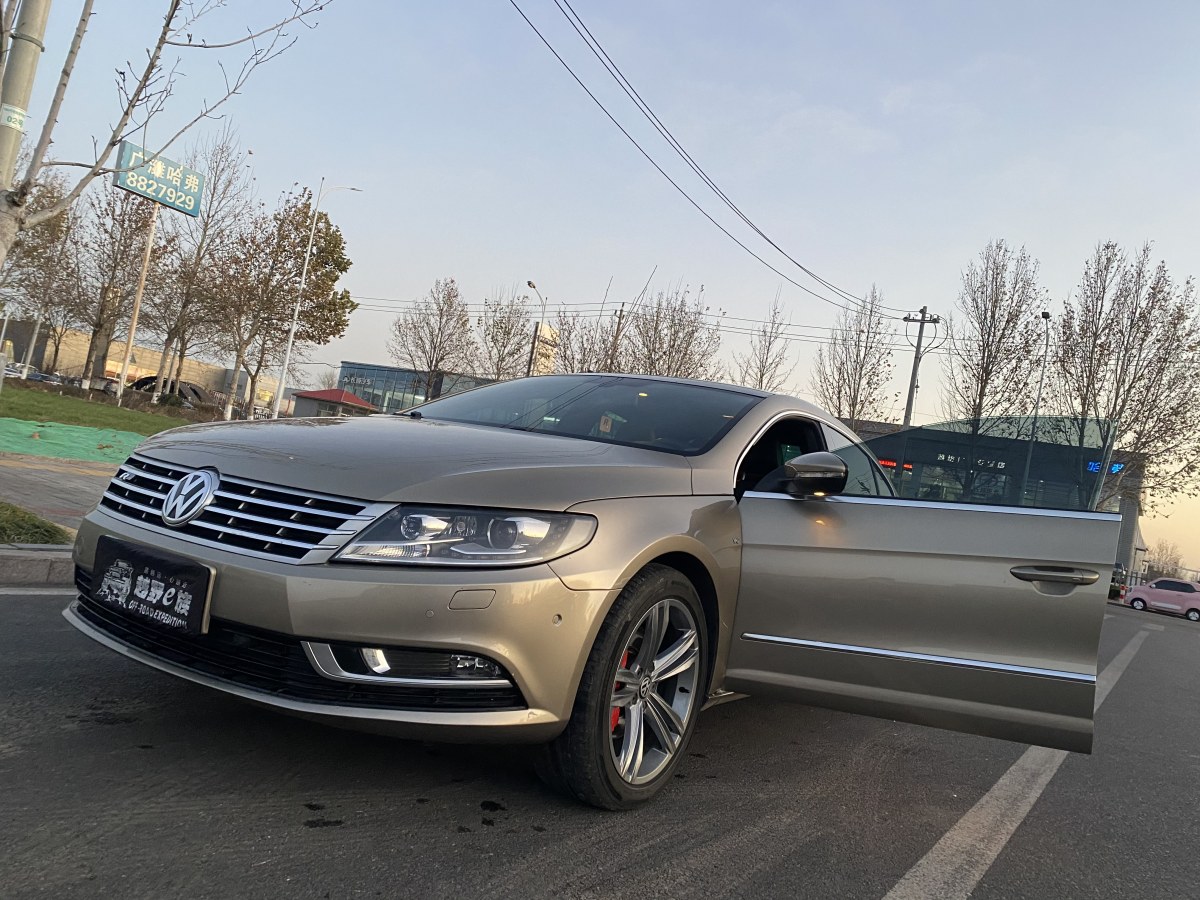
[{"xmin": 784, "ymin": 452, "xmax": 848, "ymax": 499}]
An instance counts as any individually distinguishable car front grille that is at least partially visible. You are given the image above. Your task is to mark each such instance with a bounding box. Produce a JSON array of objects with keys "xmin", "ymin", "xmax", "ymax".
[
  {"xmin": 73, "ymin": 569, "xmax": 525, "ymax": 712},
  {"xmin": 99, "ymin": 453, "xmax": 379, "ymax": 562}
]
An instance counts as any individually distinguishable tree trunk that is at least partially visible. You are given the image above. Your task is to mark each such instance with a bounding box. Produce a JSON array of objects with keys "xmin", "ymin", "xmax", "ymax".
[
  {"xmin": 173, "ymin": 341, "xmax": 187, "ymax": 394},
  {"xmin": 223, "ymin": 347, "xmax": 245, "ymax": 420},
  {"xmin": 151, "ymin": 333, "xmax": 175, "ymax": 400},
  {"xmin": 0, "ymin": 202, "xmax": 21, "ymax": 273},
  {"xmin": 86, "ymin": 316, "xmax": 118, "ymax": 381},
  {"xmin": 48, "ymin": 333, "xmax": 64, "ymax": 371},
  {"xmin": 246, "ymin": 370, "xmax": 260, "ymax": 418}
]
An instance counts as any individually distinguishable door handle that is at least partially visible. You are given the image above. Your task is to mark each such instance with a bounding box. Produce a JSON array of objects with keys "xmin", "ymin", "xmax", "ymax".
[{"xmin": 1010, "ymin": 565, "xmax": 1100, "ymax": 586}]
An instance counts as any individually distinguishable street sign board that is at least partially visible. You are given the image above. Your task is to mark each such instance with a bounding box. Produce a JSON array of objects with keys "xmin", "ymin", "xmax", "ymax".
[{"xmin": 113, "ymin": 141, "xmax": 205, "ymax": 218}]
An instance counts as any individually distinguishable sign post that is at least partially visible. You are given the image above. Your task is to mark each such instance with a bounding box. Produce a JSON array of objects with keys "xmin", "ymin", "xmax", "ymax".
[{"xmin": 112, "ymin": 141, "xmax": 205, "ymax": 402}]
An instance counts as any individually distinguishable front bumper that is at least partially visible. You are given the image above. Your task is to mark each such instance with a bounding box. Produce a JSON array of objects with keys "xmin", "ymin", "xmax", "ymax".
[{"xmin": 69, "ymin": 508, "xmax": 617, "ymax": 741}]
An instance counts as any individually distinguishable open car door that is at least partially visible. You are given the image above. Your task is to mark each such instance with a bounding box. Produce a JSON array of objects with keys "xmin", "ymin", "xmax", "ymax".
[{"xmin": 724, "ymin": 493, "xmax": 1120, "ymax": 752}]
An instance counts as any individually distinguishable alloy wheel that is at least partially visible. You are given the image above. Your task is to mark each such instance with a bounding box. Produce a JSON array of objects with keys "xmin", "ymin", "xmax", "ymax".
[{"xmin": 608, "ymin": 597, "xmax": 700, "ymax": 786}]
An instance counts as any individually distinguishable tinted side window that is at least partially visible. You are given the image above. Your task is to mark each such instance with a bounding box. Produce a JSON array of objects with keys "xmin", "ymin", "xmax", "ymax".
[
  {"xmin": 820, "ymin": 424, "xmax": 887, "ymax": 496},
  {"xmin": 1155, "ymin": 580, "xmax": 1189, "ymax": 592}
]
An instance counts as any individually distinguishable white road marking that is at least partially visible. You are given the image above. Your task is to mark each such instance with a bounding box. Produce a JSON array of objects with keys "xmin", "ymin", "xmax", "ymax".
[{"xmin": 883, "ymin": 629, "xmax": 1149, "ymax": 900}]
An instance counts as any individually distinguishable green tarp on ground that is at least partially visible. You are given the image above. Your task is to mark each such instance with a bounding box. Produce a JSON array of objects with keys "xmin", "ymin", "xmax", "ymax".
[{"xmin": 0, "ymin": 417, "xmax": 146, "ymax": 464}]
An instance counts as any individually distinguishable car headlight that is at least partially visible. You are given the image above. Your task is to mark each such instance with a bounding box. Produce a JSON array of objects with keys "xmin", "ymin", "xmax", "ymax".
[{"xmin": 334, "ymin": 505, "xmax": 597, "ymax": 566}]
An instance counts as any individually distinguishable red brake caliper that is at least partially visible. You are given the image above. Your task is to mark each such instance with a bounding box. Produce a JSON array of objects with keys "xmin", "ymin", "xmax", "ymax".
[{"xmin": 611, "ymin": 650, "xmax": 629, "ymax": 732}]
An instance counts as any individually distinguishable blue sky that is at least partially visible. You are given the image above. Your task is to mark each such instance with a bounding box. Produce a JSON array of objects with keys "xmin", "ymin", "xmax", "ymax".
[{"xmin": 28, "ymin": 0, "xmax": 1200, "ymax": 559}]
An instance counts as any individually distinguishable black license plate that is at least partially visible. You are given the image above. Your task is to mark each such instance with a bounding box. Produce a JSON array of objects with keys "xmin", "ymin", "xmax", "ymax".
[{"xmin": 91, "ymin": 536, "xmax": 214, "ymax": 635}]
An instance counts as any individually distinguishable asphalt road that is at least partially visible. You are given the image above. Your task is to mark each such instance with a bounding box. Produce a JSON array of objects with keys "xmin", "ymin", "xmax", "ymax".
[
  {"xmin": 0, "ymin": 452, "xmax": 114, "ymax": 531},
  {"xmin": 2, "ymin": 597, "xmax": 1197, "ymax": 900}
]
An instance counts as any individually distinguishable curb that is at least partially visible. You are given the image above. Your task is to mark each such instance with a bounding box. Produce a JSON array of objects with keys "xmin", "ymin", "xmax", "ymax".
[{"xmin": 0, "ymin": 545, "xmax": 74, "ymax": 586}]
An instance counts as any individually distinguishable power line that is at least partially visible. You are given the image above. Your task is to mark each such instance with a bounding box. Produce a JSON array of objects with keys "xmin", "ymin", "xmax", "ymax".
[
  {"xmin": 347, "ymin": 292, "xmax": 989, "ymax": 350},
  {"xmin": 505, "ymin": 0, "xmax": 906, "ymax": 321},
  {"xmin": 551, "ymin": 0, "xmax": 909, "ymax": 316}
]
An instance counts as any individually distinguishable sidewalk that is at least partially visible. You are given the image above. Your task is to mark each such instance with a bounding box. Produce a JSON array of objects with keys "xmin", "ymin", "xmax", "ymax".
[
  {"xmin": 0, "ymin": 452, "xmax": 109, "ymax": 586},
  {"xmin": 0, "ymin": 451, "xmax": 116, "ymax": 531}
]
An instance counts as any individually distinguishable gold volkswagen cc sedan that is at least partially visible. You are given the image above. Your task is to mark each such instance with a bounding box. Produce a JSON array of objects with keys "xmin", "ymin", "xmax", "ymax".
[{"xmin": 66, "ymin": 374, "xmax": 1120, "ymax": 808}]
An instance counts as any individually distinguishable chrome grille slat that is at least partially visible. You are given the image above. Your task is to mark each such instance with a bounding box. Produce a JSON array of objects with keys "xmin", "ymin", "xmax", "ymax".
[
  {"xmin": 201, "ymin": 504, "xmax": 346, "ymax": 535},
  {"xmin": 210, "ymin": 489, "xmax": 368, "ymax": 521},
  {"xmin": 102, "ymin": 490, "xmax": 162, "ymax": 517},
  {"xmin": 97, "ymin": 453, "xmax": 380, "ymax": 563},
  {"xmin": 118, "ymin": 465, "xmax": 175, "ymax": 486},
  {"xmin": 184, "ymin": 518, "xmax": 320, "ymax": 549},
  {"xmin": 112, "ymin": 480, "xmax": 169, "ymax": 501}
]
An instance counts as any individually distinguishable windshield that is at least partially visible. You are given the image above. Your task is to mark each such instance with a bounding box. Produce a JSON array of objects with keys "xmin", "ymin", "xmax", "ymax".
[{"xmin": 408, "ymin": 375, "xmax": 762, "ymax": 455}]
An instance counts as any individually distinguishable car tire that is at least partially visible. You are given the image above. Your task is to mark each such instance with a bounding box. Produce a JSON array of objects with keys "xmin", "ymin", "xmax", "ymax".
[
  {"xmin": 1186, "ymin": 610, "xmax": 1200, "ymax": 622},
  {"xmin": 1130, "ymin": 598, "xmax": 1147, "ymax": 611},
  {"xmin": 538, "ymin": 563, "xmax": 708, "ymax": 810}
]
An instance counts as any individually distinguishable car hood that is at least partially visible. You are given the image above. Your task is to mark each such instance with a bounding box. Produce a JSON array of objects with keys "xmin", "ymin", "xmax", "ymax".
[{"xmin": 135, "ymin": 415, "xmax": 694, "ymax": 510}]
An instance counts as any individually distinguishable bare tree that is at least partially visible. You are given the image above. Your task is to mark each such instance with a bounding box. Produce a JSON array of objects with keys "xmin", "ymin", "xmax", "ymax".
[
  {"xmin": 810, "ymin": 285, "xmax": 896, "ymax": 431},
  {"xmin": 554, "ymin": 306, "xmax": 619, "ymax": 374},
  {"xmin": 941, "ymin": 240, "xmax": 1044, "ymax": 428},
  {"xmin": 387, "ymin": 278, "xmax": 477, "ymax": 401},
  {"xmin": 0, "ymin": 1, "xmax": 330, "ymax": 270},
  {"xmin": 474, "ymin": 289, "xmax": 531, "ymax": 381},
  {"xmin": 145, "ymin": 125, "xmax": 253, "ymax": 398},
  {"xmin": 75, "ymin": 181, "xmax": 174, "ymax": 380},
  {"xmin": 1145, "ymin": 538, "xmax": 1183, "ymax": 580},
  {"xmin": 732, "ymin": 289, "xmax": 795, "ymax": 391},
  {"xmin": 1052, "ymin": 242, "xmax": 1200, "ymax": 509},
  {"xmin": 316, "ymin": 367, "xmax": 339, "ymax": 390},
  {"xmin": 620, "ymin": 287, "xmax": 723, "ymax": 380}
]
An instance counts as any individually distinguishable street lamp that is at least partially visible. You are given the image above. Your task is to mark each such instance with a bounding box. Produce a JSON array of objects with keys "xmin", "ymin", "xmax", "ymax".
[
  {"xmin": 526, "ymin": 280, "xmax": 548, "ymax": 377},
  {"xmin": 270, "ymin": 179, "xmax": 361, "ymax": 418},
  {"xmin": 1018, "ymin": 310, "xmax": 1053, "ymax": 503}
]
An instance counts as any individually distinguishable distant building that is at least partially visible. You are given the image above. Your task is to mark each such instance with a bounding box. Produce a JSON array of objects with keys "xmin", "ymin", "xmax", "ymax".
[
  {"xmin": 850, "ymin": 416, "xmax": 1147, "ymax": 574},
  {"xmin": 291, "ymin": 388, "xmax": 377, "ymax": 418},
  {"xmin": 338, "ymin": 361, "xmax": 491, "ymax": 414}
]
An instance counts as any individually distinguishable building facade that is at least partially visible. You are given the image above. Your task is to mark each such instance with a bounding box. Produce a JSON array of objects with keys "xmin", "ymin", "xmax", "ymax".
[
  {"xmin": 338, "ymin": 361, "xmax": 490, "ymax": 414},
  {"xmin": 854, "ymin": 416, "xmax": 1146, "ymax": 573}
]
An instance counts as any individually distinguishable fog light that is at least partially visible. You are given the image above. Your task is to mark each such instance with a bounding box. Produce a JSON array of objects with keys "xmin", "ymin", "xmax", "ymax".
[
  {"xmin": 450, "ymin": 654, "xmax": 502, "ymax": 679},
  {"xmin": 361, "ymin": 648, "xmax": 391, "ymax": 674}
]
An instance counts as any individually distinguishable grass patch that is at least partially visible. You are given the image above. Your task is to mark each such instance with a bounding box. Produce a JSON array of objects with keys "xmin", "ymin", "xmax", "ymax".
[
  {"xmin": 0, "ymin": 500, "xmax": 73, "ymax": 544},
  {"xmin": 0, "ymin": 385, "xmax": 182, "ymax": 436}
]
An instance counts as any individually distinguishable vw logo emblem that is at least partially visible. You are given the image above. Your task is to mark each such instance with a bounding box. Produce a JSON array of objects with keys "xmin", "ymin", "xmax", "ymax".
[{"xmin": 161, "ymin": 470, "xmax": 219, "ymax": 527}]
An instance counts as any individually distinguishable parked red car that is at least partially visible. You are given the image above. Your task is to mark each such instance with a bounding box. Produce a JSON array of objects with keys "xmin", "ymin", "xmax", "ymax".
[{"xmin": 1126, "ymin": 578, "xmax": 1200, "ymax": 622}]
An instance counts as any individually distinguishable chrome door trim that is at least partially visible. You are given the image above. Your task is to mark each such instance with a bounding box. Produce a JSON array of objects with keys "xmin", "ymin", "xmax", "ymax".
[
  {"xmin": 302, "ymin": 642, "xmax": 512, "ymax": 688},
  {"xmin": 732, "ymin": 410, "xmax": 820, "ymax": 490},
  {"xmin": 740, "ymin": 491, "xmax": 1121, "ymax": 521},
  {"xmin": 740, "ymin": 632, "xmax": 1096, "ymax": 683}
]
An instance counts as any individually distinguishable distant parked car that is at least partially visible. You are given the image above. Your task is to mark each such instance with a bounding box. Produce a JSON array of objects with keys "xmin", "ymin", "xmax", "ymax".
[
  {"xmin": 127, "ymin": 375, "xmax": 213, "ymax": 407},
  {"xmin": 1126, "ymin": 578, "xmax": 1200, "ymax": 622}
]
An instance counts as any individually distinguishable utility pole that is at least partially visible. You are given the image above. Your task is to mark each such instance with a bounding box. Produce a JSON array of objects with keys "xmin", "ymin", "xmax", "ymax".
[
  {"xmin": 605, "ymin": 303, "xmax": 626, "ymax": 372},
  {"xmin": 115, "ymin": 203, "xmax": 160, "ymax": 403},
  {"xmin": 525, "ymin": 280, "xmax": 547, "ymax": 378},
  {"xmin": 1018, "ymin": 311, "xmax": 1052, "ymax": 503},
  {"xmin": 901, "ymin": 306, "xmax": 940, "ymax": 427},
  {"xmin": 0, "ymin": 0, "xmax": 53, "ymax": 187},
  {"xmin": 272, "ymin": 181, "xmax": 359, "ymax": 418}
]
